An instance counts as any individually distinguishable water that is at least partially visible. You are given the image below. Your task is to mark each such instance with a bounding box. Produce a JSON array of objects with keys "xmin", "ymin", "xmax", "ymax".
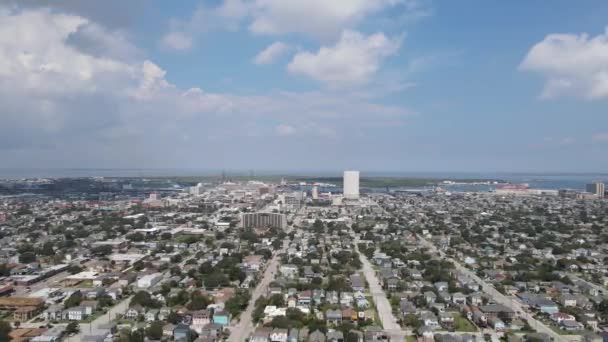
[{"xmin": 0, "ymin": 169, "xmax": 605, "ymax": 192}]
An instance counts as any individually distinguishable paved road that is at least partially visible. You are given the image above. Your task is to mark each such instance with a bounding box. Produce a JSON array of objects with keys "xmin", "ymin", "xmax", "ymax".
[
  {"xmin": 418, "ymin": 237, "xmax": 577, "ymax": 342},
  {"xmin": 355, "ymin": 239, "xmax": 407, "ymax": 342},
  {"xmin": 70, "ymin": 296, "xmax": 132, "ymax": 341},
  {"xmin": 228, "ymin": 239, "xmax": 287, "ymax": 342}
]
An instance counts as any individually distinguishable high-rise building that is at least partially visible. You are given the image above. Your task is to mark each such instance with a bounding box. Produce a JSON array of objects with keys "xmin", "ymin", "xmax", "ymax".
[
  {"xmin": 586, "ymin": 182, "xmax": 605, "ymax": 198},
  {"xmin": 343, "ymin": 170, "xmax": 360, "ymax": 200},
  {"xmin": 240, "ymin": 212, "xmax": 287, "ymax": 229},
  {"xmin": 311, "ymin": 186, "xmax": 319, "ymax": 200}
]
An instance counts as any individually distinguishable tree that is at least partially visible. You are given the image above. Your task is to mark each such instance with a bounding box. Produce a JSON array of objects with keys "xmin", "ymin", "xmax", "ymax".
[
  {"xmin": 64, "ymin": 291, "xmax": 83, "ymax": 308},
  {"xmin": 19, "ymin": 251, "xmax": 36, "ymax": 264},
  {"xmin": 0, "ymin": 320, "xmax": 11, "ymax": 341},
  {"xmin": 403, "ymin": 314, "xmax": 421, "ymax": 329},
  {"xmin": 66, "ymin": 322, "xmax": 79, "ymax": 335},
  {"xmin": 145, "ymin": 321, "xmax": 163, "ymax": 340},
  {"xmin": 187, "ymin": 291, "xmax": 212, "ymax": 311},
  {"xmin": 40, "ymin": 242, "xmax": 55, "ymax": 256},
  {"xmin": 167, "ymin": 311, "xmax": 181, "ymax": 324},
  {"xmin": 131, "ymin": 291, "xmax": 161, "ymax": 308},
  {"xmin": 67, "ymin": 264, "xmax": 83, "ymax": 275}
]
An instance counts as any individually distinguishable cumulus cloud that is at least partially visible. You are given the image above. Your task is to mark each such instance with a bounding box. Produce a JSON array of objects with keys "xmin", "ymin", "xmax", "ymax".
[
  {"xmin": 0, "ymin": 6, "xmax": 411, "ymax": 168},
  {"xmin": 253, "ymin": 41, "xmax": 290, "ymax": 65},
  {"xmin": 248, "ymin": 0, "xmax": 403, "ymax": 38},
  {"xmin": 160, "ymin": 31, "xmax": 193, "ymax": 51},
  {"xmin": 275, "ymin": 124, "xmax": 296, "ymax": 136},
  {"xmin": 160, "ymin": 0, "xmax": 414, "ymax": 50},
  {"xmin": 520, "ymin": 28, "xmax": 608, "ymax": 99},
  {"xmin": 592, "ymin": 132, "xmax": 608, "ymax": 142},
  {"xmin": 287, "ymin": 30, "xmax": 401, "ymax": 86}
]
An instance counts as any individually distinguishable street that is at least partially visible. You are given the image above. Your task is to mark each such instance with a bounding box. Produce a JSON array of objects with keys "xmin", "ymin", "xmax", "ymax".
[
  {"xmin": 227, "ymin": 238, "xmax": 288, "ymax": 342},
  {"xmin": 70, "ymin": 295, "xmax": 132, "ymax": 341},
  {"xmin": 356, "ymin": 239, "xmax": 407, "ymax": 342},
  {"xmin": 418, "ymin": 236, "xmax": 577, "ymax": 342}
]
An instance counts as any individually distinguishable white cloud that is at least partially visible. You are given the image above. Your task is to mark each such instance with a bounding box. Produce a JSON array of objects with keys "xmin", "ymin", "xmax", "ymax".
[
  {"xmin": 592, "ymin": 132, "xmax": 608, "ymax": 142},
  {"xmin": 160, "ymin": 0, "xmax": 416, "ymax": 49},
  {"xmin": 249, "ymin": 0, "xmax": 403, "ymax": 38},
  {"xmin": 160, "ymin": 31, "xmax": 193, "ymax": 51},
  {"xmin": 253, "ymin": 41, "xmax": 290, "ymax": 65},
  {"xmin": 287, "ymin": 30, "xmax": 401, "ymax": 86},
  {"xmin": 0, "ymin": 7, "xmax": 412, "ymax": 168},
  {"xmin": 520, "ymin": 28, "xmax": 608, "ymax": 99},
  {"xmin": 275, "ymin": 124, "xmax": 296, "ymax": 136}
]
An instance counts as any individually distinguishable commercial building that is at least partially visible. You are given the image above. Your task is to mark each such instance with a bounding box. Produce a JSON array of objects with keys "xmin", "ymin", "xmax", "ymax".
[
  {"xmin": 241, "ymin": 212, "xmax": 287, "ymax": 229},
  {"xmin": 586, "ymin": 182, "xmax": 605, "ymax": 199},
  {"xmin": 137, "ymin": 273, "xmax": 163, "ymax": 289},
  {"xmin": 343, "ymin": 171, "xmax": 360, "ymax": 200}
]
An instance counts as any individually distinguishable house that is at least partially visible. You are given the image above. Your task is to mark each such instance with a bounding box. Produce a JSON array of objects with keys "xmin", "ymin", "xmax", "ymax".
[
  {"xmin": 125, "ymin": 306, "xmax": 143, "ymax": 320},
  {"xmin": 424, "ymin": 291, "xmax": 437, "ymax": 304},
  {"xmin": 420, "ymin": 312, "xmax": 440, "ymax": 330},
  {"xmin": 192, "ymin": 310, "xmax": 211, "ymax": 327},
  {"xmin": 561, "ymin": 319, "xmax": 584, "ymax": 332},
  {"xmin": 173, "ymin": 323, "xmax": 191, "ymax": 341},
  {"xmin": 199, "ymin": 323, "xmax": 223, "ymax": 341},
  {"xmin": 350, "ymin": 275, "xmax": 365, "ymax": 292},
  {"xmin": 326, "ymin": 330, "xmax": 344, "ymax": 342},
  {"xmin": 212, "ymin": 309, "xmax": 230, "ymax": 326},
  {"xmin": 65, "ymin": 307, "xmax": 88, "ymax": 321},
  {"xmin": 386, "ymin": 278, "xmax": 399, "ymax": 291},
  {"xmin": 309, "ymin": 330, "xmax": 326, "ymax": 342},
  {"xmin": 270, "ymin": 328, "xmax": 288, "ymax": 342},
  {"xmin": 251, "ymin": 327, "xmax": 271, "ymax": 342},
  {"xmin": 400, "ymin": 300, "xmax": 417, "ymax": 316},
  {"xmin": 479, "ymin": 304, "xmax": 515, "ymax": 321},
  {"xmin": 298, "ymin": 291, "xmax": 312, "ymax": 307},
  {"xmin": 163, "ymin": 324, "xmax": 175, "ymax": 337},
  {"xmin": 280, "ymin": 264, "xmax": 298, "ymax": 279},
  {"xmin": 341, "ymin": 308, "xmax": 357, "ymax": 323},
  {"xmin": 561, "ymin": 295, "xmax": 577, "ymax": 308},
  {"xmin": 439, "ymin": 312, "xmax": 454, "ymax": 328},
  {"xmin": 288, "ymin": 328, "xmax": 299, "ymax": 342},
  {"xmin": 550, "ymin": 312, "xmax": 575, "ymax": 325},
  {"xmin": 452, "ymin": 293, "xmax": 466, "ymax": 305},
  {"xmin": 243, "ymin": 255, "xmax": 264, "ymax": 272},
  {"xmin": 364, "ymin": 326, "xmax": 389, "ymax": 341},
  {"xmin": 434, "ymin": 282, "xmax": 449, "ymax": 292},
  {"xmin": 145, "ymin": 309, "xmax": 159, "ymax": 322},
  {"xmin": 339, "ymin": 292, "xmax": 353, "ymax": 306},
  {"xmin": 489, "ymin": 317, "xmax": 506, "ymax": 332},
  {"xmin": 44, "ymin": 305, "xmax": 63, "ymax": 321},
  {"xmin": 326, "ymin": 309, "xmax": 342, "ymax": 325}
]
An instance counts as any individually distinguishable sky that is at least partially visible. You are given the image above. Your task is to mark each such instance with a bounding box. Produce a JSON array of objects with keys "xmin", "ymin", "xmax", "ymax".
[{"xmin": 1, "ymin": 0, "xmax": 608, "ymax": 173}]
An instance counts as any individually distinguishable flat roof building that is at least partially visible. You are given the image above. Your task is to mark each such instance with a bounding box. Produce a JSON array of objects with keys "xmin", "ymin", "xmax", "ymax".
[
  {"xmin": 241, "ymin": 212, "xmax": 287, "ymax": 229},
  {"xmin": 343, "ymin": 171, "xmax": 360, "ymax": 200}
]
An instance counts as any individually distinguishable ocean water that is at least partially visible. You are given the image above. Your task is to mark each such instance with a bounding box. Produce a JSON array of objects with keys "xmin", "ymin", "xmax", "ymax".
[{"xmin": 0, "ymin": 169, "xmax": 605, "ymax": 191}]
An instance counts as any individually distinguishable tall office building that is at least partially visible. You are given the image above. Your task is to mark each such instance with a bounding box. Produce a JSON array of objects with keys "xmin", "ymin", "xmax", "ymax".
[
  {"xmin": 586, "ymin": 182, "xmax": 605, "ymax": 198},
  {"xmin": 343, "ymin": 170, "xmax": 360, "ymax": 200},
  {"xmin": 311, "ymin": 186, "xmax": 319, "ymax": 200},
  {"xmin": 241, "ymin": 212, "xmax": 287, "ymax": 229}
]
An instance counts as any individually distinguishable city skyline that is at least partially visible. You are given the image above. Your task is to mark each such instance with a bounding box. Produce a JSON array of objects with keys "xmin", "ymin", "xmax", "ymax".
[{"xmin": 1, "ymin": 1, "xmax": 608, "ymax": 172}]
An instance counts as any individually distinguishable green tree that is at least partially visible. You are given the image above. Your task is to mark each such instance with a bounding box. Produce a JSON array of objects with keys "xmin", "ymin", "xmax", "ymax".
[
  {"xmin": 19, "ymin": 251, "xmax": 37, "ymax": 264},
  {"xmin": 64, "ymin": 291, "xmax": 83, "ymax": 308},
  {"xmin": 66, "ymin": 322, "xmax": 79, "ymax": 335},
  {"xmin": 0, "ymin": 320, "xmax": 11, "ymax": 341},
  {"xmin": 145, "ymin": 321, "xmax": 163, "ymax": 340}
]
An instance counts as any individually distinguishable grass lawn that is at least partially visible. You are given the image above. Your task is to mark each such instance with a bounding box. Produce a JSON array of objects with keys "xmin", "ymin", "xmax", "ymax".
[
  {"xmin": 406, "ymin": 336, "xmax": 417, "ymax": 342},
  {"xmin": 454, "ymin": 315, "xmax": 478, "ymax": 332}
]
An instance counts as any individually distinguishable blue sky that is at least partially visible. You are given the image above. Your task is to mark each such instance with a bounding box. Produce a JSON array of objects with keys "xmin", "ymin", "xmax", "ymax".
[{"xmin": 1, "ymin": 0, "xmax": 608, "ymax": 173}]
